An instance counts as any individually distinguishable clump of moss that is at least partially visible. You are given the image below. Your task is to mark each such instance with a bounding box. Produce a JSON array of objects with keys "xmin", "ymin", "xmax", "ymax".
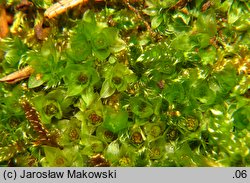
[{"xmin": 0, "ymin": 0, "xmax": 249, "ymax": 167}]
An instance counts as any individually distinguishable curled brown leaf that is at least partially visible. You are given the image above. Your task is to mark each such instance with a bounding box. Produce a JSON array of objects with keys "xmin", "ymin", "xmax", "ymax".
[{"xmin": 0, "ymin": 65, "xmax": 34, "ymax": 84}]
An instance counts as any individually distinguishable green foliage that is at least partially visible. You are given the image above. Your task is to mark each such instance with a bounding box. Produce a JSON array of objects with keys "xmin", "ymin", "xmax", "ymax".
[
  {"xmin": 63, "ymin": 63, "xmax": 99, "ymax": 96},
  {"xmin": 163, "ymin": 81, "xmax": 185, "ymax": 104},
  {"xmin": 0, "ymin": 38, "xmax": 28, "ymax": 70},
  {"xmin": 31, "ymin": 0, "xmax": 53, "ymax": 9},
  {"xmin": 214, "ymin": 64, "xmax": 238, "ymax": 95},
  {"xmin": 27, "ymin": 40, "xmax": 65, "ymax": 88},
  {"xmin": 0, "ymin": 0, "xmax": 249, "ymax": 167},
  {"xmin": 130, "ymin": 96, "xmax": 154, "ymax": 118},
  {"xmin": 191, "ymin": 79, "xmax": 216, "ymax": 105},
  {"xmin": 67, "ymin": 10, "xmax": 125, "ymax": 62},
  {"xmin": 41, "ymin": 146, "xmax": 83, "ymax": 167},
  {"xmin": 196, "ymin": 11, "xmax": 217, "ymax": 37},
  {"xmin": 100, "ymin": 63, "xmax": 136, "ymax": 98},
  {"xmin": 57, "ymin": 118, "xmax": 81, "ymax": 146},
  {"xmin": 33, "ymin": 89, "xmax": 73, "ymax": 124},
  {"xmin": 233, "ymin": 106, "xmax": 250, "ymax": 131},
  {"xmin": 103, "ymin": 107, "xmax": 129, "ymax": 133}
]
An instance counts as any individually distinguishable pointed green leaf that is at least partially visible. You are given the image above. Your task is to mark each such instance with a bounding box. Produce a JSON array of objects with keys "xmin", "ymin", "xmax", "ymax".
[
  {"xmin": 151, "ymin": 14, "xmax": 163, "ymax": 29},
  {"xmin": 100, "ymin": 80, "xmax": 116, "ymax": 98}
]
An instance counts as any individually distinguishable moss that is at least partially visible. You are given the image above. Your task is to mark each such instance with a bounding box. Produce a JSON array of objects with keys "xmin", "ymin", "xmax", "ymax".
[{"xmin": 0, "ymin": 0, "xmax": 249, "ymax": 167}]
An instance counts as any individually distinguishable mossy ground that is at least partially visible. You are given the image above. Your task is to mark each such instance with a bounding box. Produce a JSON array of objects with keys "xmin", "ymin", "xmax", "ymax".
[{"xmin": 0, "ymin": 0, "xmax": 249, "ymax": 167}]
